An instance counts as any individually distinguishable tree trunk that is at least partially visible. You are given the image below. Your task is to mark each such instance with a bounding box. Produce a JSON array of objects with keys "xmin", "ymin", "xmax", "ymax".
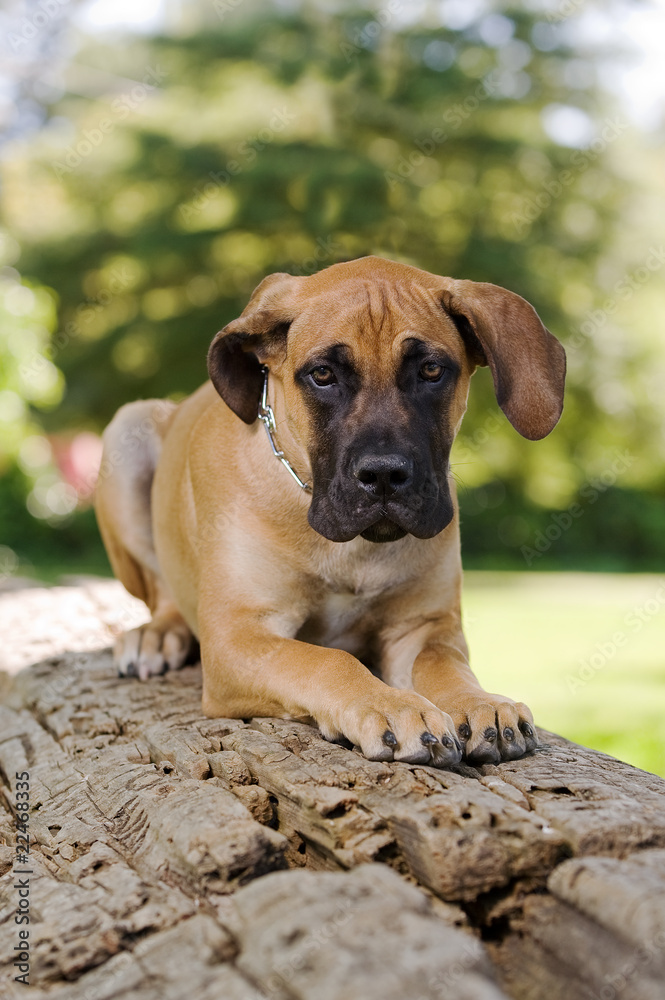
[{"xmin": 1, "ymin": 584, "xmax": 665, "ymax": 999}]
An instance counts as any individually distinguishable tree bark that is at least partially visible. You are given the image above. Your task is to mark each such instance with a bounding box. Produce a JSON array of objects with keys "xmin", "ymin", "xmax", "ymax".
[{"xmin": 1, "ymin": 596, "xmax": 665, "ymax": 999}]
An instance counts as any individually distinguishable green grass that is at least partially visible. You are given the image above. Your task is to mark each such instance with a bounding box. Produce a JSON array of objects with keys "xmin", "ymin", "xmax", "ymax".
[{"xmin": 462, "ymin": 572, "xmax": 665, "ymax": 778}]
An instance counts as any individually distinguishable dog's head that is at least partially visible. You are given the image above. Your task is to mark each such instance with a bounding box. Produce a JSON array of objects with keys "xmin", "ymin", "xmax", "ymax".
[{"xmin": 208, "ymin": 256, "xmax": 565, "ymax": 543}]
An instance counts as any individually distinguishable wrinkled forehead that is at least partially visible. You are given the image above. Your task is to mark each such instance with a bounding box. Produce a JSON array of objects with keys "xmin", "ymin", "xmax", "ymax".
[{"xmin": 286, "ymin": 278, "xmax": 465, "ymax": 372}]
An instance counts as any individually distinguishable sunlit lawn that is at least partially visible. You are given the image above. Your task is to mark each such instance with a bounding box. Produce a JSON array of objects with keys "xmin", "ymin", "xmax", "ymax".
[{"xmin": 462, "ymin": 572, "xmax": 665, "ymax": 778}]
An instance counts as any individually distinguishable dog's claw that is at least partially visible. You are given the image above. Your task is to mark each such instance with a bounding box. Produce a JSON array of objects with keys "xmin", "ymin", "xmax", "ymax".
[
  {"xmin": 497, "ymin": 723, "xmax": 526, "ymax": 760},
  {"xmin": 520, "ymin": 721, "xmax": 538, "ymax": 754},
  {"xmin": 430, "ymin": 736, "xmax": 463, "ymax": 767},
  {"xmin": 441, "ymin": 734, "xmax": 462, "ymax": 755},
  {"xmin": 383, "ymin": 730, "xmax": 398, "ymax": 747}
]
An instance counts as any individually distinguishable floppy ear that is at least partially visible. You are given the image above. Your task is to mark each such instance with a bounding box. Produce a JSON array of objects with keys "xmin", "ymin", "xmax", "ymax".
[
  {"xmin": 207, "ymin": 272, "xmax": 302, "ymax": 423},
  {"xmin": 439, "ymin": 279, "xmax": 566, "ymax": 440}
]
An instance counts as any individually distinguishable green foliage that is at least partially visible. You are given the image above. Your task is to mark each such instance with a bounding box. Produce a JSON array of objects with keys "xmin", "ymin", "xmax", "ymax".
[
  {"xmin": 0, "ymin": 466, "xmax": 108, "ymax": 580},
  {"xmin": 460, "ymin": 484, "xmax": 665, "ymax": 571},
  {"xmin": 1, "ymin": 0, "xmax": 664, "ymax": 570},
  {"xmin": 0, "ymin": 272, "xmax": 62, "ymax": 462},
  {"xmin": 0, "ymin": 267, "xmax": 73, "ymax": 549}
]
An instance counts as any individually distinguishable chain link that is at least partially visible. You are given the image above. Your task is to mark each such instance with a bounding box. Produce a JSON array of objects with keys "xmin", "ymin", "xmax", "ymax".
[{"xmin": 257, "ymin": 367, "xmax": 312, "ymax": 492}]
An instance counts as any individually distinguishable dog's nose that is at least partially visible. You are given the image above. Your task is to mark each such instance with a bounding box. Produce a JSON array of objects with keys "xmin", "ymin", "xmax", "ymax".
[{"xmin": 352, "ymin": 454, "xmax": 414, "ymax": 496}]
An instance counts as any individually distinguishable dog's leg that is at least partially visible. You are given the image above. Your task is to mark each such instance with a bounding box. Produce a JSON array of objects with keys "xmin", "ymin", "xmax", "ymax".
[
  {"xmin": 95, "ymin": 400, "xmax": 195, "ymax": 679},
  {"xmin": 197, "ymin": 604, "xmax": 462, "ymax": 767},
  {"xmin": 409, "ymin": 614, "xmax": 538, "ymax": 764}
]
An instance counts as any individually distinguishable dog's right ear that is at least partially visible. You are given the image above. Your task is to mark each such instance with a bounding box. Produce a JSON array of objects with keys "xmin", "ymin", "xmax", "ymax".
[{"xmin": 207, "ymin": 273, "xmax": 302, "ymax": 423}]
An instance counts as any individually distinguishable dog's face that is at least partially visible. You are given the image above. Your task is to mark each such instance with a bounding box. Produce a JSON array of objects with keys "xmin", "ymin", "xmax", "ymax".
[
  {"xmin": 208, "ymin": 257, "xmax": 566, "ymax": 544},
  {"xmin": 277, "ymin": 284, "xmax": 475, "ymax": 543}
]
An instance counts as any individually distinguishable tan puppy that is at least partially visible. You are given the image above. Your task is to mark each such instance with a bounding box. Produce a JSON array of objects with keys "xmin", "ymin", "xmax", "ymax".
[{"xmin": 95, "ymin": 256, "xmax": 565, "ymax": 767}]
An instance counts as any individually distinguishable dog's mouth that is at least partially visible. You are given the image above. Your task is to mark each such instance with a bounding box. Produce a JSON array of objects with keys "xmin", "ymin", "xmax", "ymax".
[
  {"xmin": 308, "ymin": 482, "xmax": 454, "ymax": 544},
  {"xmin": 359, "ymin": 514, "xmax": 408, "ymax": 544}
]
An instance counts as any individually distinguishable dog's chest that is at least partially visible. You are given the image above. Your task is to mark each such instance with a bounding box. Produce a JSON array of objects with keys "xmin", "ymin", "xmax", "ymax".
[
  {"xmin": 298, "ymin": 542, "xmax": 417, "ymax": 655},
  {"xmin": 297, "ymin": 588, "xmax": 378, "ymax": 656},
  {"xmin": 323, "ymin": 588, "xmax": 373, "ymax": 637}
]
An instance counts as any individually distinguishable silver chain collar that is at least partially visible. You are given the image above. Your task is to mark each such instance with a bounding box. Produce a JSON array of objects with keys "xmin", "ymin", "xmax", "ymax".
[{"xmin": 257, "ymin": 367, "xmax": 312, "ymax": 493}]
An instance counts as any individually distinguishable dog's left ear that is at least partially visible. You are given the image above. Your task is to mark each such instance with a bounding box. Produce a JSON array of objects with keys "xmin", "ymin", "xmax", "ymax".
[
  {"xmin": 207, "ymin": 272, "xmax": 303, "ymax": 423},
  {"xmin": 439, "ymin": 279, "xmax": 566, "ymax": 440}
]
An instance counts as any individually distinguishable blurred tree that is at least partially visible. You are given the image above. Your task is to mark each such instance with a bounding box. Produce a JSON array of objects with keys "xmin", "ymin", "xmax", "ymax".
[
  {"xmin": 0, "ymin": 267, "xmax": 62, "ymax": 473},
  {"xmin": 1, "ymin": 0, "xmax": 663, "ymax": 572}
]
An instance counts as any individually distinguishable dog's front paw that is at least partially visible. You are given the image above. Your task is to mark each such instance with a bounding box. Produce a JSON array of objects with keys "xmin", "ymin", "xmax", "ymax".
[
  {"xmin": 114, "ymin": 615, "xmax": 194, "ymax": 681},
  {"xmin": 324, "ymin": 688, "xmax": 463, "ymax": 768},
  {"xmin": 443, "ymin": 691, "xmax": 538, "ymax": 765}
]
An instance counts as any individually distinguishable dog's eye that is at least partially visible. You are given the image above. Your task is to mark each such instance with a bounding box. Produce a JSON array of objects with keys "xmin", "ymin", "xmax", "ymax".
[
  {"xmin": 310, "ymin": 366, "xmax": 337, "ymax": 387},
  {"xmin": 419, "ymin": 361, "xmax": 445, "ymax": 382}
]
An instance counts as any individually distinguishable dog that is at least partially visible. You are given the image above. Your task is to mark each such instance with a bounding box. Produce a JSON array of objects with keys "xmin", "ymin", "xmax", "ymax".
[{"xmin": 95, "ymin": 256, "xmax": 565, "ymax": 767}]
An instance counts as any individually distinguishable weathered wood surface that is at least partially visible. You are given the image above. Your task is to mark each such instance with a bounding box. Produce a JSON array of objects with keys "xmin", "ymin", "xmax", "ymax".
[
  {"xmin": 0, "ymin": 578, "xmax": 148, "ymax": 675},
  {"xmin": 1, "ymin": 588, "xmax": 665, "ymax": 998}
]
